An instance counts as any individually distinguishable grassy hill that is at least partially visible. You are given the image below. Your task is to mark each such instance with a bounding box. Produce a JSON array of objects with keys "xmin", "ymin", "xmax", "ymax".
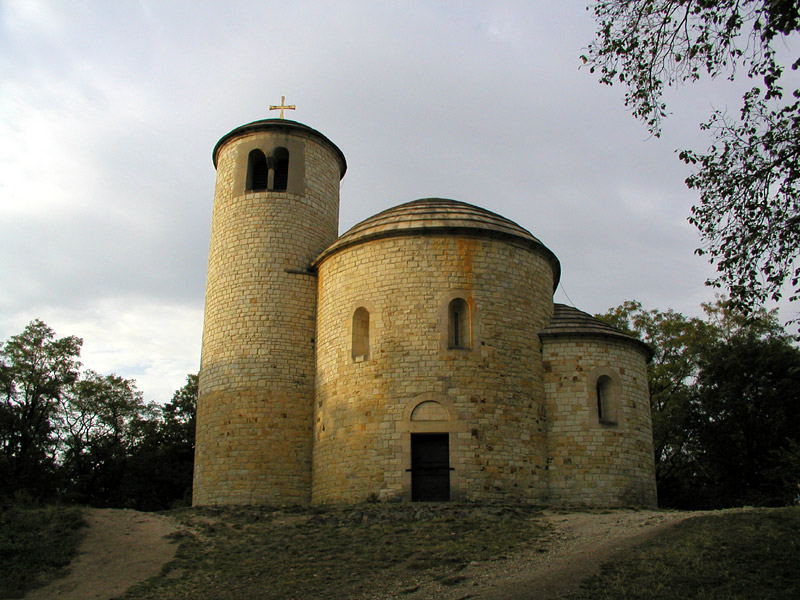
[
  {"xmin": 3, "ymin": 503, "xmax": 799, "ymax": 599},
  {"xmin": 566, "ymin": 507, "xmax": 800, "ymax": 600}
]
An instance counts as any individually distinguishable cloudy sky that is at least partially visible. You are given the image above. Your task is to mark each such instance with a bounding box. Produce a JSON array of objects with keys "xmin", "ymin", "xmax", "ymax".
[{"xmin": 0, "ymin": 0, "xmax": 787, "ymax": 402}]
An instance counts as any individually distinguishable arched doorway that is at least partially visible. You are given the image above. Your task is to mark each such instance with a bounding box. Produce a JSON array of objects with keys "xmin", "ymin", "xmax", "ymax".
[{"xmin": 400, "ymin": 396, "xmax": 465, "ymax": 502}]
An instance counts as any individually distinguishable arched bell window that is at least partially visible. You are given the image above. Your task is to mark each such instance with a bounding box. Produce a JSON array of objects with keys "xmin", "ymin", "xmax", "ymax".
[
  {"xmin": 246, "ymin": 149, "xmax": 268, "ymax": 191},
  {"xmin": 273, "ymin": 147, "xmax": 289, "ymax": 191},
  {"xmin": 244, "ymin": 147, "xmax": 290, "ymax": 192}
]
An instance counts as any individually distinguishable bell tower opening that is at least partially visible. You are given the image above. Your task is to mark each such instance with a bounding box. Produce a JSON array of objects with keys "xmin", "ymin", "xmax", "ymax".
[
  {"xmin": 273, "ymin": 147, "xmax": 289, "ymax": 191},
  {"xmin": 246, "ymin": 149, "xmax": 268, "ymax": 191}
]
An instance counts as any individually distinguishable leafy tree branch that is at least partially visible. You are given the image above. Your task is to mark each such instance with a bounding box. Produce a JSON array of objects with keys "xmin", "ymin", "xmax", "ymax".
[{"xmin": 583, "ymin": 0, "xmax": 800, "ymax": 319}]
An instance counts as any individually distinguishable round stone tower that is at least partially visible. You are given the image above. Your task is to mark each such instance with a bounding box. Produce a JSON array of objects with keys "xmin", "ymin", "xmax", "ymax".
[{"xmin": 193, "ymin": 119, "xmax": 346, "ymax": 505}]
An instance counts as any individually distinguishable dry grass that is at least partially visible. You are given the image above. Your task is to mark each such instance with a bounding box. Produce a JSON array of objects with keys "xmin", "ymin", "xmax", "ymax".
[
  {"xmin": 12, "ymin": 503, "xmax": 798, "ymax": 599},
  {"xmin": 122, "ymin": 503, "xmax": 548, "ymax": 599},
  {"xmin": 0, "ymin": 504, "xmax": 87, "ymax": 599},
  {"xmin": 566, "ymin": 507, "xmax": 800, "ymax": 600}
]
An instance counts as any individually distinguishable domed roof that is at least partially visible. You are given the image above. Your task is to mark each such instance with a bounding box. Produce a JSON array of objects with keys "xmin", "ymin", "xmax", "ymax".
[
  {"xmin": 212, "ymin": 119, "xmax": 347, "ymax": 177},
  {"xmin": 540, "ymin": 304, "xmax": 653, "ymax": 361},
  {"xmin": 314, "ymin": 198, "xmax": 560, "ymax": 286}
]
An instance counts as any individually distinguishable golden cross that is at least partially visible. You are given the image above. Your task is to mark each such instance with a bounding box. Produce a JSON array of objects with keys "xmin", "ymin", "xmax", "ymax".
[{"xmin": 269, "ymin": 95, "xmax": 296, "ymax": 119}]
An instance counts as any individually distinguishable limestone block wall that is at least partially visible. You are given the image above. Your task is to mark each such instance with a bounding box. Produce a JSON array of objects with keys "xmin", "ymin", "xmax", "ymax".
[
  {"xmin": 193, "ymin": 125, "xmax": 344, "ymax": 505},
  {"xmin": 313, "ymin": 234, "xmax": 555, "ymax": 503},
  {"xmin": 542, "ymin": 336, "xmax": 657, "ymax": 507}
]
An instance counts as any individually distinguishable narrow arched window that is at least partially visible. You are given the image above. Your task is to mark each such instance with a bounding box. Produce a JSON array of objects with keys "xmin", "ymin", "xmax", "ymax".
[
  {"xmin": 448, "ymin": 298, "xmax": 470, "ymax": 349},
  {"xmin": 272, "ymin": 147, "xmax": 289, "ymax": 191},
  {"xmin": 246, "ymin": 149, "xmax": 268, "ymax": 191},
  {"xmin": 596, "ymin": 375, "xmax": 615, "ymax": 424},
  {"xmin": 352, "ymin": 307, "xmax": 370, "ymax": 360}
]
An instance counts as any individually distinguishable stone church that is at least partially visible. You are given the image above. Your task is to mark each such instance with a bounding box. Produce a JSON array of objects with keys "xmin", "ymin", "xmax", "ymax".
[{"xmin": 192, "ymin": 116, "xmax": 657, "ymax": 507}]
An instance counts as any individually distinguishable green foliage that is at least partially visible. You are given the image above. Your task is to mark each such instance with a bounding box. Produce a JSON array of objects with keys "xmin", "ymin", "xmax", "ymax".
[
  {"xmin": 59, "ymin": 371, "xmax": 197, "ymax": 509},
  {"xmin": 0, "ymin": 320, "xmax": 82, "ymax": 498},
  {"xmin": 123, "ymin": 374, "xmax": 197, "ymax": 510},
  {"xmin": 597, "ymin": 299, "xmax": 800, "ymax": 508},
  {"xmin": 583, "ymin": 1, "xmax": 800, "ymax": 319},
  {"xmin": 567, "ymin": 508, "xmax": 800, "ymax": 600},
  {"xmin": 1, "ymin": 320, "xmax": 196, "ymax": 509},
  {"xmin": 692, "ymin": 326, "xmax": 800, "ymax": 506},
  {"xmin": 60, "ymin": 371, "xmax": 154, "ymax": 507},
  {"xmin": 0, "ymin": 504, "xmax": 87, "ymax": 599}
]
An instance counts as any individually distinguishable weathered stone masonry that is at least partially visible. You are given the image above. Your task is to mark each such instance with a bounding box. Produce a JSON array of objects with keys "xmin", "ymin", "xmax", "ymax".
[
  {"xmin": 193, "ymin": 121, "xmax": 346, "ymax": 505},
  {"xmin": 193, "ymin": 118, "xmax": 657, "ymax": 507}
]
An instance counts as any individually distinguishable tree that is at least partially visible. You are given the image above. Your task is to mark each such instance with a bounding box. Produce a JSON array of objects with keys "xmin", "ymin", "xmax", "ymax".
[
  {"xmin": 583, "ymin": 1, "xmax": 800, "ymax": 319},
  {"xmin": 59, "ymin": 370, "xmax": 152, "ymax": 507},
  {"xmin": 58, "ymin": 372, "xmax": 197, "ymax": 510},
  {"xmin": 160, "ymin": 373, "xmax": 197, "ymax": 443},
  {"xmin": 692, "ymin": 323, "xmax": 800, "ymax": 506},
  {"xmin": 598, "ymin": 299, "xmax": 800, "ymax": 508},
  {"xmin": 0, "ymin": 320, "xmax": 82, "ymax": 498},
  {"xmin": 124, "ymin": 374, "xmax": 197, "ymax": 510},
  {"xmin": 0, "ymin": 321, "xmax": 198, "ymax": 508}
]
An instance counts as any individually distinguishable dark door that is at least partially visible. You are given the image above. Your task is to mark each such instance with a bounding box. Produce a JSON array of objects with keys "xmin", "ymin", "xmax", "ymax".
[{"xmin": 411, "ymin": 433, "xmax": 450, "ymax": 501}]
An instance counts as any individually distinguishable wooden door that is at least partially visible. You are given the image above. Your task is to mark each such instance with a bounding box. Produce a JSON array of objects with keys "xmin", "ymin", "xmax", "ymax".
[{"xmin": 411, "ymin": 433, "xmax": 450, "ymax": 501}]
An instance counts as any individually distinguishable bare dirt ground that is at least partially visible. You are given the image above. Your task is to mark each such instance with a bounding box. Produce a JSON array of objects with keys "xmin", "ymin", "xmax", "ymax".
[
  {"xmin": 25, "ymin": 507, "xmax": 705, "ymax": 600},
  {"xmin": 25, "ymin": 508, "xmax": 179, "ymax": 600}
]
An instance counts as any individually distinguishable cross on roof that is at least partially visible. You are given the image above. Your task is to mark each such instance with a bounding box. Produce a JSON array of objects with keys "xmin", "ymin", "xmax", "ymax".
[{"xmin": 269, "ymin": 96, "xmax": 296, "ymax": 119}]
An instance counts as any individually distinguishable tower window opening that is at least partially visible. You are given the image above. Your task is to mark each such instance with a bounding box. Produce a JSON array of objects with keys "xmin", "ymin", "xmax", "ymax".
[
  {"xmin": 448, "ymin": 298, "xmax": 470, "ymax": 349},
  {"xmin": 247, "ymin": 149, "xmax": 268, "ymax": 191},
  {"xmin": 596, "ymin": 380, "xmax": 604, "ymax": 420},
  {"xmin": 273, "ymin": 147, "xmax": 289, "ymax": 191},
  {"xmin": 596, "ymin": 375, "xmax": 616, "ymax": 425}
]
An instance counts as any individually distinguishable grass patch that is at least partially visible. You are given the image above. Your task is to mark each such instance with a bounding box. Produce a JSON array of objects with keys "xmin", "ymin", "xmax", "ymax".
[
  {"xmin": 123, "ymin": 503, "xmax": 547, "ymax": 600},
  {"xmin": 0, "ymin": 504, "xmax": 87, "ymax": 599},
  {"xmin": 567, "ymin": 507, "xmax": 800, "ymax": 600}
]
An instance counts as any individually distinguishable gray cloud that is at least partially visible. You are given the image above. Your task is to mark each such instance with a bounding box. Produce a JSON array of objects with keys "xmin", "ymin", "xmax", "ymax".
[{"xmin": 0, "ymin": 0, "xmax": 780, "ymax": 401}]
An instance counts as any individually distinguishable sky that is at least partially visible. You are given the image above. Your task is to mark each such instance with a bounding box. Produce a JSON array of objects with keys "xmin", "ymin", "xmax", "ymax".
[{"xmin": 0, "ymin": 0, "xmax": 791, "ymax": 402}]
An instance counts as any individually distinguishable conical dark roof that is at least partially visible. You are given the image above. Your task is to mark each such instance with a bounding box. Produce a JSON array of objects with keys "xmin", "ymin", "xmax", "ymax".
[
  {"xmin": 540, "ymin": 304, "xmax": 652, "ymax": 361},
  {"xmin": 315, "ymin": 198, "xmax": 560, "ymax": 287}
]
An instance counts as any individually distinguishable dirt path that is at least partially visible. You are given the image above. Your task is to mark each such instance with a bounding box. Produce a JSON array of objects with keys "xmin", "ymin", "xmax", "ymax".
[
  {"xmin": 26, "ymin": 508, "xmax": 179, "ymax": 600},
  {"xmin": 383, "ymin": 509, "xmax": 706, "ymax": 600}
]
